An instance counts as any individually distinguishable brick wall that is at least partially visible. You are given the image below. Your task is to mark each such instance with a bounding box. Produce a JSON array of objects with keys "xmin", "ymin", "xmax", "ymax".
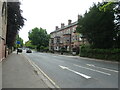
[
  {"xmin": 0, "ymin": 1, "xmax": 3, "ymax": 61},
  {"xmin": 0, "ymin": 1, "xmax": 7, "ymax": 62}
]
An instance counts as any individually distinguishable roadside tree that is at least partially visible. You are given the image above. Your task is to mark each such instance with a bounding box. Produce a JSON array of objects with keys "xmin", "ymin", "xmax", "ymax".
[
  {"xmin": 28, "ymin": 27, "xmax": 50, "ymax": 51},
  {"xmin": 99, "ymin": 2, "xmax": 120, "ymax": 48},
  {"xmin": 25, "ymin": 40, "xmax": 36, "ymax": 49},
  {"xmin": 77, "ymin": 3, "xmax": 115, "ymax": 49},
  {"xmin": 6, "ymin": 1, "xmax": 26, "ymax": 48}
]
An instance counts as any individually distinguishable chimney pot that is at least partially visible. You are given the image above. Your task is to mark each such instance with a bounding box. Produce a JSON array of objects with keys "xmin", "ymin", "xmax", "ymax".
[
  {"xmin": 78, "ymin": 14, "xmax": 82, "ymax": 20},
  {"xmin": 56, "ymin": 26, "xmax": 59, "ymax": 30},
  {"xmin": 68, "ymin": 20, "xmax": 72, "ymax": 25},
  {"xmin": 61, "ymin": 23, "xmax": 65, "ymax": 28}
]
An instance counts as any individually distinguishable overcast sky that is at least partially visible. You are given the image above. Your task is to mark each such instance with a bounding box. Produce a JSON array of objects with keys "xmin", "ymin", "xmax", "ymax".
[{"xmin": 19, "ymin": 0, "xmax": 102, "ymax": 43}]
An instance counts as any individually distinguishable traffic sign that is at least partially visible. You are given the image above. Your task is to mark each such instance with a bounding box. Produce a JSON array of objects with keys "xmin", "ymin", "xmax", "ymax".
[{"xmin": 16, "ymin": 41, "xmax": 20, "ymax": 44}]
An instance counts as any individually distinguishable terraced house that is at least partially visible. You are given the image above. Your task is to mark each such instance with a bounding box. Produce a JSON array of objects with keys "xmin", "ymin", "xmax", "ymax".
[
  {"xmin": 0, "ymin": 0, "xmax": 7, "ymax": 61},
  {"xmin": 49, "ymin": 15, "xmax": 88, "ymax": 54}
]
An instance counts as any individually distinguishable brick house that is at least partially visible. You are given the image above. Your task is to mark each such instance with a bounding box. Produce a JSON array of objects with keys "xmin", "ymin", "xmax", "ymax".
[
  {"xmin": 0, "ymin": 1, "xmax": 7, "ymax": 61},
  {"xmin": 49, "ymin": 15, "xmax": 87, "ymax": 54}
]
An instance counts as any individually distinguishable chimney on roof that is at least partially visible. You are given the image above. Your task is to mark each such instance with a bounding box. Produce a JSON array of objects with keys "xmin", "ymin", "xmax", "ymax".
[
  {"xmin": 68, "ymin": 20, "xmax": 72, "ymax": 25},
  {"xmin": 61, "ymin": 23, "xmax": 65, "ymax": 28},
  {"xmin": 56, "ymin": 26, "xmax": 59, "ymax": 30},
  {"xmin": 78, "ymin": 14, "xmax": 82, "ymax": 20}
]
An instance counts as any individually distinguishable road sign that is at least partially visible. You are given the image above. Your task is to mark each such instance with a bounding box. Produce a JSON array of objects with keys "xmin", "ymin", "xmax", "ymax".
[{"xmin": 16, "ymin": 41, "xmax": 20, "ymax": 44}]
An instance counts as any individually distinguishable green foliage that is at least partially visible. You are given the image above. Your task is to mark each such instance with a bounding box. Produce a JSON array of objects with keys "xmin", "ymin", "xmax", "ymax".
[
  {"xmin": 28, "ymin": 27, "xmax": 50, "ymax": 51},
  {"xmin": 60, "ymin": 47, "xmax": 66, "ymax": 52},
  {"xmin": 99, "ymin": 2, "xmax": 120, "ymax": 48},
  {"xmin": 114, "ymin": 2, "xmax": 120, "ymax": 48},
  {"xmin": 99, "ymin": 2, "xmax": 113, "ymax": 12},
  {"xmin": 39, "ymin": 46, "xmax": 49, "ymax": 52},
  {"xmin": 6, "ymin": 1, "xmax": 26, "ymax": 48},
  {"xmin": 80, "ymin": 45, "xmax": 120, "ymax": 61},
  {"xmin": 77, "ymin": 3, "xmax": 115, "ymax": 49},
  {"xmin": 59, "ymin": 47, "xmax": 71, "ymax": 54},
  {"xmin": 25, "ymin": 40, "xmax": 36, "ymax": 49}
]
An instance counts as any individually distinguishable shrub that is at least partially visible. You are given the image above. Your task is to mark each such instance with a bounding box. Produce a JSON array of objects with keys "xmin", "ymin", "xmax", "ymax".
[
  {"xmin": 60, "ymin": 47, "xmax": 66, "ymax": 53},
  {"xmin": 80, "ymin": 46, "xmax": 120, "ymax": 61}
]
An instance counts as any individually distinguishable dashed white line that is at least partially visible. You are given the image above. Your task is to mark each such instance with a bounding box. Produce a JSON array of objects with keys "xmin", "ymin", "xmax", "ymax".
[
  {"xmin": 86, "ymin": 64, "xmax": 118, "ymax": 73},
  {"xmin": 74, "ymin": 64, "xmax": 111, "ymax": 76}
]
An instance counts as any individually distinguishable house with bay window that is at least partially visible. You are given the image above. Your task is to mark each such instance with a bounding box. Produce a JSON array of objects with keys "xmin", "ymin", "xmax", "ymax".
[{"xmin": 49, "ymin": 15, "xmax": 88, "ymax": 54}]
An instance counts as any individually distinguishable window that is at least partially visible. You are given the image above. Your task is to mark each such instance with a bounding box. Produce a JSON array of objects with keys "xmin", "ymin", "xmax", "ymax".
[{"xmin": 51, "ymin": 39, "xmax": 54, "ymax": 43}]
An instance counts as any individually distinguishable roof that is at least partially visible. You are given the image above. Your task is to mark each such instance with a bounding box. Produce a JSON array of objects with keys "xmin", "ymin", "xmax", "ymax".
[
  {"xmin": 54, "ymin": 36, "xmax": 60, "ymax": 38},
  {"xmin": 50, "ymin": 21, "xmax": 78, "ymax": 34}
]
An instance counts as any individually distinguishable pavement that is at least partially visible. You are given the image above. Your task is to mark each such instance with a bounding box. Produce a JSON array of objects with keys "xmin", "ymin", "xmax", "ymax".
[{"xmin": 1, "ymin": 52, "xmax": 50, "ymax": 88}]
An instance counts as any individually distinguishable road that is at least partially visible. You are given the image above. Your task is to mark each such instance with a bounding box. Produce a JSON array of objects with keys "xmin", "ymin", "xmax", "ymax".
[{"xmin": 22, "ymin": 51, "xmax": 118, "ymax": 88}]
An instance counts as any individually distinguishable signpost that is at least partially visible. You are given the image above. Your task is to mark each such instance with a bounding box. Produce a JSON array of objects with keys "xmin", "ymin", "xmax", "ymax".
[
  {"xmin": 16, "ymin": 41, "xmax": 21, "ymax": 48},
  {"xmin": 16, "ymin": 41, "xmax": 21, "ymax": 54}
]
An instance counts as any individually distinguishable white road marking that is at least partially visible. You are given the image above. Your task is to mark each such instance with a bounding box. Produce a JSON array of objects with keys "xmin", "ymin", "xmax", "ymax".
[
  {"xmin": 86, "ymin": 64, "xmax": 95, "ymax": 67},
  {"xmin": 22, "ymin": 54, "xmax": 60, "ymax": 88},
  {"xmin": 86, "ymin": 64, "xmax": 118, "ymax": 73},
  {"xmin": 74, "ymin": 64, "xmax": 111, "ymax": 76},
  {"xmin": 59, "ymin": 65, "xmax": 91, "ymax": 79}
]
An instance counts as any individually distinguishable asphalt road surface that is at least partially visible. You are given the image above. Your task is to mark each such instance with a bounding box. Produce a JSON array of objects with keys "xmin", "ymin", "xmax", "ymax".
[{"xmin": 23, "ymin": 51, "xmax": 118, "ymax": 88}]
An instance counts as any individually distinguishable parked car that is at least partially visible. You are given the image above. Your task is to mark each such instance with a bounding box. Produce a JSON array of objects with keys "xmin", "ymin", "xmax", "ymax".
[
  {"xmin": 26, "ymin": 49, "xmax": 32, "ymax": 53},
  {"xmin": 17, "ymin": 48, "xmax": 22, "ymax": 53}
]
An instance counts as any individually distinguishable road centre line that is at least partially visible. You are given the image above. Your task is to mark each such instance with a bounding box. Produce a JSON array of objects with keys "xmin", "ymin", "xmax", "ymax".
[
  {"xmin": 74, "ymin": 64, "xmax": 111, "ymax": 76},
  {"xmin": 86, "ymin": 64, "xmax": 118, "ymax": 73}
]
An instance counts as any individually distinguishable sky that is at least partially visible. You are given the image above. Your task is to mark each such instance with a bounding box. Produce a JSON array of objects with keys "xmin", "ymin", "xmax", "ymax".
[{"xmin": 19, "ymin": 0, "xmax": 102, "ymax": 43}]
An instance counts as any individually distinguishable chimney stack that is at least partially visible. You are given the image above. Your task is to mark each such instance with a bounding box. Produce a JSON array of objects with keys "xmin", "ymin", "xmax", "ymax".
[
  {"xmin": 61, "ymin": 23, "xmax": 65, "ymax": 28},
  {"xmin": 78, "ymin": 14, "xmax": 82, "ymax": 20},
  {"xmin": 68, "ymin": 20, "xmax": 72, "ymax": 25},
  {"xmin": 56, "ymin": 26, "xmax": 59, "ymax": 30}
]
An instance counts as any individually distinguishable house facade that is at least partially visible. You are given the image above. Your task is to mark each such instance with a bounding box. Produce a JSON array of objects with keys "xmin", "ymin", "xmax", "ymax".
[
  {"xmin": 0, "ymin": 1, "xmax": 7, "ymax": 61},
  {"xmin": 49, "ymin": 15, "xmax": 87, "ymax": 53}
]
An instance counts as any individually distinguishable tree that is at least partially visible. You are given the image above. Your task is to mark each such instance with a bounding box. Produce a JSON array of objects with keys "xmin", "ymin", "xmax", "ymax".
[
  {"xmin": 25, "ymin": 40, "xmax": 36, "ymax": 49},
  {"xmin": 6, "ymin": 1, "xmax": 26, "ymax": 48},
  {"xmin": 28, "ymin": 27, "xmax": 50, "ymax": 51},
  {"xmin": 99, "ymin": 2, "xmax": 120, "ymax": 48},
  {"xmin": 77, "ymin": 3, "xmax": 115, "ymax": 49},
  {"xmin": 114, "ymin": 2, "xmax": 120, "ymax": 48}
]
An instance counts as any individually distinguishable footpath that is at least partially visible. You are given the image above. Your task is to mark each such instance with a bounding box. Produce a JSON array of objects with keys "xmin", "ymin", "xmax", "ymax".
[{"xmin": 1, "ymin": 52, "xmax": 49, "ymax": 88}]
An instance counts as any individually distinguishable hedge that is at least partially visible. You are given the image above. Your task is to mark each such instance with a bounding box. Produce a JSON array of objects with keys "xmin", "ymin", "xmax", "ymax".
[{"xmin": 80, "ymin": 47, "xmax": 120, "ymax": 61}]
